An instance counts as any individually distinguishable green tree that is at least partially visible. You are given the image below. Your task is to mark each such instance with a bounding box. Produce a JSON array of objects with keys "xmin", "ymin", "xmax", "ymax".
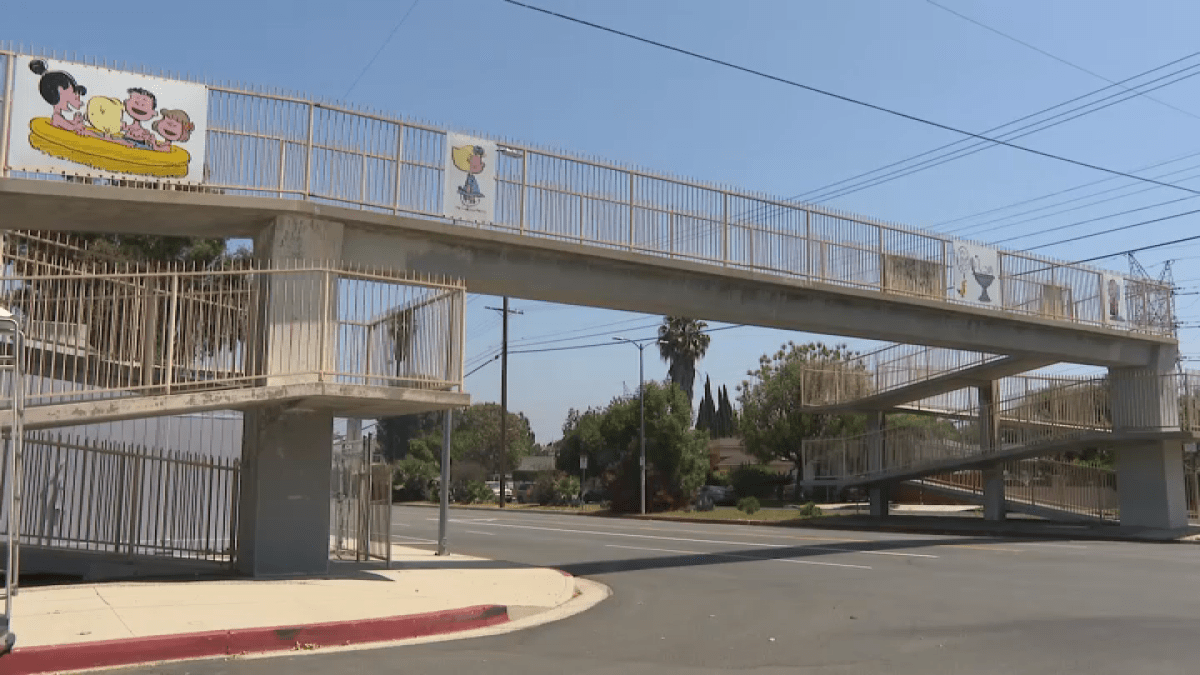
[
  {"xmin": 657, "ymin": 316, "xmax": 711, "ymax": 406},
  {"xmin": 557, "ymin": 406, "xmax": 614, "ymax": 474},
  {"xmin": 451, "ymin": 403, "xmax": 535, "ymax": 479},
  {"xmin": 719, "ymin": 385, "xmax": 738, "ymax": 437},
  {"xmin": 592, "ymin": 381, "xmax": 709, "ymax": 512},
  {"xmin": 377, "ymin": 412, "xmax": 441, "ymax": 462},
  {"xmin": 696, "ymin": 376, "xmax": 717, "ymax": 433},
  {"xmin": 738, "ymin": 342, "xmax": 869, "ymax": 499}
]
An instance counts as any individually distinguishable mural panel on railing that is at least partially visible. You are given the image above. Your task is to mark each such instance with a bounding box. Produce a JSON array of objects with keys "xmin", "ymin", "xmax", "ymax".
[
  {"xmin": 951, "ymin": 241, "xmax": 999, "ymax": 306},
  {"xmin": 7, "ymin": 57, "xmax": 208, "ymax": 182},
  {"xmin": 443, "ymin": 133, "xmax": 496, "ymax": 223},
  {"xmin": 1102, "ymin": 272, "xmax": 1126, "ymax": 325}
]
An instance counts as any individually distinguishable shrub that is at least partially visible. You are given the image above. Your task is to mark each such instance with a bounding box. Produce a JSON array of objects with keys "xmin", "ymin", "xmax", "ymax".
[
  {"xmin": 392, "ymin": 457, "xmax": 438, "ymax": 502},
  {"xmin": 706, "ymin": 470, "xmax": 731, "ymax": 487},
  {"xmin": 452, "ymin": 479, "xmax": 495, "ymax": 504},
  {"xmin": 796, "ymin": 501, "xmax": 822, "ymax": 517},
  {"xmin": 737, "ymin": 496, "xmax": 761, "ymax": 515},
  {"xmin": 730, "ymin": 464, "xmax": 787, "ymax": 500},
  {"xmin": 532, "ymin": 472, "xmax": 581, "ymax": 505}
]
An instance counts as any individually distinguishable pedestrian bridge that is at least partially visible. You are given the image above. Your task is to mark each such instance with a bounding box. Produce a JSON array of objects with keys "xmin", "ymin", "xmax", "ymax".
[{"xmin": 0, "ymin": 47, "xmax": 1189, "ymax": 578}]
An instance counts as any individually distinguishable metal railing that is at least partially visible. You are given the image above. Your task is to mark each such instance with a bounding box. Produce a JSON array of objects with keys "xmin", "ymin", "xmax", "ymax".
[
  {"xmin": 0, "ymin": 258, "xmax": 465, "ymax": 412},
  {"xmin": 0, "ymin": 432, "xmax": 238, "ymax": 562},
  {"xmin": 920, "ymin": 457, "xmax": 1119, "ymax": 521},
  {"xmin": 799, "ymin": 345, "xmax": 1006, "ymax": 407},
  {"xmin": 0, "ymin": 47, "xmax": 1176, "ymax": 337}
]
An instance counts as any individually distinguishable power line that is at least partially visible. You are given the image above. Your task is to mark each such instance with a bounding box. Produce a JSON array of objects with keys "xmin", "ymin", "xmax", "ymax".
[
  {"xmin": 933, "ymin": 149, "xmax": 1200, "ymax": 230},
  {"xmin": 992, "ymin": 192, "xmax": 1198, "ymax": 246},
  {"xmin": 1024, "ymin": 207, "xmax": 1200, "ymax": 251},
  {"xmin": 1069, "ymin": 230, "xmax": 1200, "ymax": 266},
  {"xmin": 924, "ymin": 0, "xmax": 1200, "ymax": 123},
  {"xmin": 343, "ymin": 0, "xmax": 424, "ymax": 98},
  {"xmin": 465, "ymin": 324, "xmax": 747, "ymax": 377},
  {"xmin": 796, "ymin": 60, "xmax": 1200, "ymax": 206},
  {"xmin": 502, "ymin": 0, "xmax": 1200, "ymax": 198}
]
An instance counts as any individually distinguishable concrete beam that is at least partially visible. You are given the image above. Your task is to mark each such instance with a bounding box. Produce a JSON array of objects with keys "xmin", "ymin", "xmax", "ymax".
[
  {"xmin": 15, "ymin": 382, "xmax": 470, "ymax": 430},
  {"xmin": 0, "ymin": 177, "xmax": 1174, "ymax": 367}
]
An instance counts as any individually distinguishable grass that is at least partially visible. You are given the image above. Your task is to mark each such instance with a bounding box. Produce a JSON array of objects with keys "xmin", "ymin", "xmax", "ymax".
[
  {"xmin": 646, "ymin": 506, "xmax": 822, "ymax": 522},
  {"xmin": 394, "ymin": 501, "xmax": 824, "ymax": 522}
]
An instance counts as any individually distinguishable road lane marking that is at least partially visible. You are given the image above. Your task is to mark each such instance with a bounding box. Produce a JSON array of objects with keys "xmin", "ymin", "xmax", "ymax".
[
  {"xmin": 465, "ymin": 530, "xmax": 497, "ymax": 536},
  {"xmin": 391, "ymin": 535, "xmax": 437, "ymax": 544},
  {"xmin": 1013, "ymin": 542, "xmax": 1088, "ymax": 549},
  {"xmin": 604, "ymin": 544, "xmax": 873, "ymax": 570},
  {"xmin": 945, "ymin": 545, "xmax": 1025, "ymax": 553},
  {"xmin": 433, "ymin": 519, "xmax": 937, "ymax": 559}
]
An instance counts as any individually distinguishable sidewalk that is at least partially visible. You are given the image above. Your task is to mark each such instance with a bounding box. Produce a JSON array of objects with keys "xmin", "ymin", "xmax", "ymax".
[{"xmin": 0, "ymin": 544, "xmax": 608, "ymax": 674}]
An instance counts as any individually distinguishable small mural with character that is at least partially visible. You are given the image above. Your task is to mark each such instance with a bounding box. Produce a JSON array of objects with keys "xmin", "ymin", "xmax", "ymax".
[{"xmin": 8, "ymin": 57, "xmax": 208, "ymax": 182}]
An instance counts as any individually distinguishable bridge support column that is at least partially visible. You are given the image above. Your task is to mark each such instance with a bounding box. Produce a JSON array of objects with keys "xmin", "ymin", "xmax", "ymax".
[
  {"xmin": 236, "ymin": 406, "xmax": 334, "ymax": 576},
  {"xmin": 869, "ymin": 485, "xmax": 890, "ymax": 517},
  {"xmin": 234, "ymin": 215, "xmax": 345, "ymax": 575},
  {"xmin": 1110, "ymin": 346, "xmax": 1188, "ymax": 530},
  {"xmin": 982, "ymin": 465, "xmax": 1005, "ymax": 521},
  {"xmin": 867, "ymin": 411, "xmax": 886, "ymax": 475}
]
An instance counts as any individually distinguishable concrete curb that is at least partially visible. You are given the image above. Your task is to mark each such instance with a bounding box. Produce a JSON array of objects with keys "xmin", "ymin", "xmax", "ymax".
[{"xmin": 0, "ymin": 604, "xmax": 509, "ymax": 675}]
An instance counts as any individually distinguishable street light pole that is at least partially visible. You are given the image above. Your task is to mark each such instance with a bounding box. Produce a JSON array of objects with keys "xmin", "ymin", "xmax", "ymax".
[{"xmin": 614, "ymin": 337, "xmax": 648, "ymax": 515}]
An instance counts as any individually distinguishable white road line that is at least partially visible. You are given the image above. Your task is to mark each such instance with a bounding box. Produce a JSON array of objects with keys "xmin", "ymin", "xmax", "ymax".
[
  {"xmin": 1013, "ymin": 542, "xmax": 1088, "ymax": 549},
  {"xmin": 604, "ymin": 544, "xmax": 872, "ymax": 570},
  {"xmin": 432, "ymin": 519, "xmax": 936, "ymax": 559},
  {"xmin": 465, "ymin": 530, "xmax": 497, "ymax": 536}
]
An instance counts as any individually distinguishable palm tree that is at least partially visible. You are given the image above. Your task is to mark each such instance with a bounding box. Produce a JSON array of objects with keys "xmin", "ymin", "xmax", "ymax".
[{"xmin": 657, "ymin": 316, "xmax": 711, "ymax": 406}]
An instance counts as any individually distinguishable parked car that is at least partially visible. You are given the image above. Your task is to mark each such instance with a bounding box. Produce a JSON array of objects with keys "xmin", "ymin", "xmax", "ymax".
[
  {"xmin": 695, "ymin": 484, "xmax": 736, "ymax": 506},
  {"xmin": 485, "ymin": 480, "xmax": 516, "ymax": 502}
]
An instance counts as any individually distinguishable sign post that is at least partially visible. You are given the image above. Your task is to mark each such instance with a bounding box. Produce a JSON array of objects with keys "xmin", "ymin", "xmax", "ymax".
[{"xmin": 579, "ymin": 455, "xmax": 588, "ymax": 503}]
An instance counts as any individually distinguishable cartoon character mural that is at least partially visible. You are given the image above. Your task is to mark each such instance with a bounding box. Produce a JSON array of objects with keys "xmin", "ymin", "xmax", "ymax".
[
  {"xmin": 442, "ymin": 134, "xmax": 497, "ymax": 222},
  {"xmin": 17, "ymin": 59, "xmax": 205, "ymax": 180},
  {"xmin": 452, "ymin": 144, "xmax": 487, "ymax": 206},
  {"xmin": 1105, "ymin": 275, "xmax": 1125, "ymax": 323},
  {"xmin": 952, "ymin": 242, "xmax": 999, "ymax": 305}
]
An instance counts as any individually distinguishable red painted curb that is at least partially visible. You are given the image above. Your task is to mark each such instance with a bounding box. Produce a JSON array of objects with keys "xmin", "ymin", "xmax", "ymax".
[{"xmin": 0, "ymin": 604, "xmax": 508, "ymax": 675}]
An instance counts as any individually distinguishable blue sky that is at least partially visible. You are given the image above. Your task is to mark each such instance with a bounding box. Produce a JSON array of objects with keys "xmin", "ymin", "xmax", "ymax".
[{"xmin": 8, "ymin": 0, "xmax": 1200, "ymax": 442}]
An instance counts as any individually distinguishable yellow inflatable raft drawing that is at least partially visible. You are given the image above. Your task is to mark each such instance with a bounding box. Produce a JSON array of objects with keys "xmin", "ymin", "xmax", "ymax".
[{"xmin": 27, "ymin": 117, "xmax": 191, "ymax": 178}]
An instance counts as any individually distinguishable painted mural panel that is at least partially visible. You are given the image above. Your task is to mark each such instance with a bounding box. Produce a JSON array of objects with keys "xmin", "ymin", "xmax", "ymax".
[
  {"xmin": 8, "ymin": 57, "xmax": 208, "ymax": 183},
  {"xmin": 950, "ymin": 241, "xmax": 1000, "ymax": 306},
  {"xmin": 442, "ymin": 133, "xmax": 497, "ymax": 223},
  {"xmin": 1103, "ymin": 273, "xmax": 1127, "ymax": 324}
]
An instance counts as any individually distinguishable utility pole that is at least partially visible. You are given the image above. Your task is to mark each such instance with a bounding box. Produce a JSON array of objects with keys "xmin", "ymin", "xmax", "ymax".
[{"xmin": 486, "ymin": 299, "xmax": 523, "ymax": 507}]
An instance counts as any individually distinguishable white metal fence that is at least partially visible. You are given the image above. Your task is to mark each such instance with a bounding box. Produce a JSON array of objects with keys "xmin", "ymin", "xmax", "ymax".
[
  {"xmin": 0, "ymin": 47, "xmax": 1175, "ymax": 337},
  {"xmin": 0, "ymin": 432, "xmax": 238, "ymax": 562}
]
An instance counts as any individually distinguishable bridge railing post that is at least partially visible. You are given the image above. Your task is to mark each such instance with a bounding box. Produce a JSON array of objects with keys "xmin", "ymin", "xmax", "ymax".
[
  {"xmin": 304, "ymin": 103, "xmax": 315, "ymax": 199},
  {"xmin": 0, "ymin": 53, "xmax": 14, "ymax": 179},
  {"xmin": 722, "ymin": 193, "xmax": 729, "ymax": 266}
]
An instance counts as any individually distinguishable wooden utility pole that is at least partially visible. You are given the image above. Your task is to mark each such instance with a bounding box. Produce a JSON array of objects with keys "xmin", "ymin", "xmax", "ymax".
[{"xmin": 487, "ymin": 298, "xmax": 523, "ymax": 507}]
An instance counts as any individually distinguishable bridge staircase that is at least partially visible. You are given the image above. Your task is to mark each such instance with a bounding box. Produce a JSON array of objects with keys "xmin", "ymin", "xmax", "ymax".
[
  {"xmin": 800, "ymin": 370, "xmax": 1200, "ymax": 488},
  {"xmin": 0, "ymin": 236, "xmax": 468, "ymax": 430}
]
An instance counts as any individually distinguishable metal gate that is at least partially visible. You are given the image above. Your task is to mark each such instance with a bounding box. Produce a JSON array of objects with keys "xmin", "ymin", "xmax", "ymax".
[{"xmin": 330, "ymin": 434, "xmax": 392, "ymax": 563}]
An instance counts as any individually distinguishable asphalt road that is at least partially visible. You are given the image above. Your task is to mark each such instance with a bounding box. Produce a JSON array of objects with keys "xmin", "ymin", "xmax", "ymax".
[{"xmin": 115, "ymin": 506, "xmax": 1200, "ymax": 674}]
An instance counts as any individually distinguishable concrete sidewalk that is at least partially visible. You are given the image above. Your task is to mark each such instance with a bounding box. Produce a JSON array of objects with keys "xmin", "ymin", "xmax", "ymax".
[{"xmin": 0, "ymin": 544, "xmax": 608, "ymax": 674}]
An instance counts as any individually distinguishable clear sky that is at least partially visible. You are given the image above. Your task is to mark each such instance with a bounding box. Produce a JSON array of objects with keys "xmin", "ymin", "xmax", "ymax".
[{"xmin": 7, "ymin": 0, "xmax": 1200, "ymax": 442}]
